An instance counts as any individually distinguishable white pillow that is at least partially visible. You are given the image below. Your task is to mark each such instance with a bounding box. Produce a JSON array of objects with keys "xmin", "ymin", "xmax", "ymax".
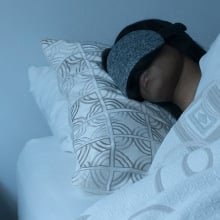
[
  {"xmin": 28, "ymin": 66, "xmax": 73, "ymax": 152},
  {"xmin": 41, "ymin": 39, "xmax": 176, "ymax": 194}
]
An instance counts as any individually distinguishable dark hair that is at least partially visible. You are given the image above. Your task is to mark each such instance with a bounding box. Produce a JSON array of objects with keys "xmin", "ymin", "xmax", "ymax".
[{"xmin": 102, "ymin": 19, "xmax": 206, "ymax": 118}]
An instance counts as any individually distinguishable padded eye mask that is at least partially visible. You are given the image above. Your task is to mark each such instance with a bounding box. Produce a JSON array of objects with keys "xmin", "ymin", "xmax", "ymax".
[{"xmin": 107, "ymin": 30, "xmax": 165, "ymax": 96}]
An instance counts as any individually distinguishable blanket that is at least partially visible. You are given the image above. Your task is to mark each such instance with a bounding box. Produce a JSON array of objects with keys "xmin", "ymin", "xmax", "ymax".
[{"xmin": 77, "ymin": 34, "xmax": 220, "ymax": 220}]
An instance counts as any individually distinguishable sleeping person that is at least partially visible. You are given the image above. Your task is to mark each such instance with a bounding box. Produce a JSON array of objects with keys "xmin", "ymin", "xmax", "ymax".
[
  {"xmin": 101, "ymin": 19, "xmax": 206, "ymax": 117},
  {"xmin": 102, "ymin": 19, "xmax": 220, "ymax": 169},
  {"xmin": 101, "ymin": 17, "xmax": 220, "ymax": 185},
  {"xmin": 77, "ymin": 20, "xmax": 220, "ymax": 219}
]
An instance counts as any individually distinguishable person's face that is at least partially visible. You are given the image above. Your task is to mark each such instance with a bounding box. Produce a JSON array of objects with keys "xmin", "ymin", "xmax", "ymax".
[{"xmin": 139, "ymin": 45, "xmax": 183, "ymax": 103}]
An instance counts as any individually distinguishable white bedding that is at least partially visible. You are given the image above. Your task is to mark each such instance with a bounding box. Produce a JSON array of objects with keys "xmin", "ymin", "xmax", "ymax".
[
  {"xmin": 17, "ymin": 136, "xmax": 103, "ymax": 220},
  {"xmin": 17, "ymin": 33, "xmax": 220, "ymax": 220},
  {"xmin": 76, "ymin": 34, "xmax": 220, "ymax": 219}
]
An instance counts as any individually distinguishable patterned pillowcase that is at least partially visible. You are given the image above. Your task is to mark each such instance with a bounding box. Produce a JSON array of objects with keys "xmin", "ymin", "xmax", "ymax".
[{"xmin": 41, "ymin": 39, "xmax": 176, "ymax": 194}]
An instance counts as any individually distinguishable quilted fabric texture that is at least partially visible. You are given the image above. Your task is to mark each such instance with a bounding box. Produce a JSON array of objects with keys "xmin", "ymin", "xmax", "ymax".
[{"xmin": 41, "ymin": 39, "xmax": 176, "ymax": 194}]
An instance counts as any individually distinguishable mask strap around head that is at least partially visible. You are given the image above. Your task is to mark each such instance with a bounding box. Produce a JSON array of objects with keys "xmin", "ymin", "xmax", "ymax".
[{"xmin": 158, "ymin": 23, "xmax": 187, "ymax": 39}]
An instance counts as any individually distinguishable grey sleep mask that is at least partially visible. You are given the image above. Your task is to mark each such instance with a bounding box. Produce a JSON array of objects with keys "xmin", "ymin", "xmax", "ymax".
[{"xmin": 106, "ymin": 30, "xmax": 165, "ymax": 96}]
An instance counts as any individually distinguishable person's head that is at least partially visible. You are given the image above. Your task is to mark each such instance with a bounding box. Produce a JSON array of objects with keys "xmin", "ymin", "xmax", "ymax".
[{"xmin": 102, "ymin": 19, "xmax": 206, "ymax": 117}]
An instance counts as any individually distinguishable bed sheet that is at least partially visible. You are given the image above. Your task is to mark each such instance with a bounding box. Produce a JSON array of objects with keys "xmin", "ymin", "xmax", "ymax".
[{"xmin": 17, "ymin": 136, "xmax": 103, "ymax": 220}]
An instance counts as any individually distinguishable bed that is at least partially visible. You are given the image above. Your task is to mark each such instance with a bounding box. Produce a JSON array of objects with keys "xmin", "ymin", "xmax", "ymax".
[
  {"xmin": 17, "ymin": 33, "xmax": 220, "ymax": 219},
  {"xmin": 17, "ymin": 136, "xmax": 103, "ymax": 220},
  {"xmin": 17, "ymin": 40, "xmax": 176, "ymax": 219}
]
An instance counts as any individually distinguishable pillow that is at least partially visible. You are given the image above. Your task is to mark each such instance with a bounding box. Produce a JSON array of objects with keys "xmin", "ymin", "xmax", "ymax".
[
  {"xmin": 28, "ymin": 66, "xmax": 73, "ymax": 152},
  {"xmin": 41, "ymin": 39, "xmax": 176, "ymax": 194}
]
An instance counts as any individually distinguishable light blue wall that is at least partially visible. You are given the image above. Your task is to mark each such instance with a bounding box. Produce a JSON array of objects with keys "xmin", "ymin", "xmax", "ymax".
[{"xmin": 0, "ymin": 0, "xmax": 220, "ymax": 216}]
